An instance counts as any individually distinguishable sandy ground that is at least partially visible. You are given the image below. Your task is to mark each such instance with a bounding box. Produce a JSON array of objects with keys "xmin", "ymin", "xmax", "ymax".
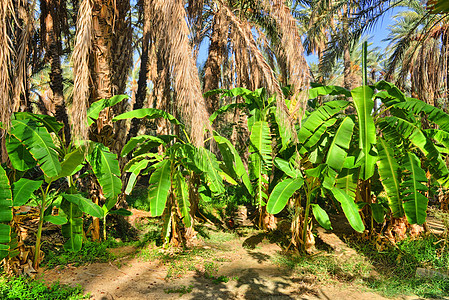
[{"xmin": 40, "ymin": 228, "xmax": 421, "ymax": 300}]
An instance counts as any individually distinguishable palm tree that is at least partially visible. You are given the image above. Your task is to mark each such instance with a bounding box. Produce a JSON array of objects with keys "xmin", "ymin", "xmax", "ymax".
[{"xmin": 385, "ymin": 0, "xmax": 449, "ymax": 109}]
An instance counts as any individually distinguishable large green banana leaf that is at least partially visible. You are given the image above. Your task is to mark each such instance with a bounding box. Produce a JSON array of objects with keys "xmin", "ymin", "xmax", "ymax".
[
  {"xmin": 0, "ymin": 166, "xmax": 12, "ymax": 259},
  {"xmin": 325, "ymin": 117, "xmax": 354, "ymax": 172},
  {"xmin": 174, "ymin": 171, "xmax": 191, "ymax": 227},
  {"xmin": 250, "ymin": 121, "xmax": 272, "ymax": 167},
  {"xmin": 14, "ymin": 112, "xmax": 64, "ymax": 134},
  {"xmin": 5, "ymin": 135, "xmax": 36, "ymax": 171},
  {"xmin": 214, "ymin": 135, "xmax": 253, "ymax": 195},
  {"xmin": 112, "ymin": 108, "xmax": 183, "ymax": 127},
  {"xmin": 125, "ymin": 159, "xmax": 151, "ymax": 195},
  {"xmin": 335, "ymin": 168, "xmax": 358, "ymax": 199},
  {"xmin": 9, "ymin": 119, "xmax": 61, "ymax": 177},
  {"xmin": 148, "ymin": 160, "xmax": 172, "ymax": 216},
  {"xmin": 121, "ymin": 135, "xmax": 166, "ymax": 157},
  {"xmin": 87, "ymin": 95, "xmax": 128, "ymax": 126},
  {"xmin": 330, "ymin": 187, "xmax": 365, "ymax": 233},
  {"xmin": 195, "ymin": 147, "xmax": 225, "ymax": 195},
  {"xmin": 62, "ymin": 194, "xmax": 104, "ymax": 219},
  {"xmin": 298, "ymin": 100, "xmax": 349, "ymax": 143},
  {"xmin": 352, "ymin": 86, "xmax": 376, "ymax": 180},
  {"xmin": 267, "ymin": 178, "xmax": 304, "ymax": 214},
  {"xmin": 12, "ymin": 178, "xmax": 43, "ymax": 206},
  {"xmin": 53, "ymin": 148, "xmax": 85, "ymax": 180},
  {"xmin": 401, "ymin": 153, "xmax": 428, "ymax": 225},
  {"xmin": 60, "ymin": 198, "xmax": 83, "ymax": 252},
  {"xmin": 311, "ymin": 204, "xmax": 332, "ymax": 230},
  {"xmin": 377, "ymin": 138, "xmax": 403, "ymax": 218},
  {"xmin": 308, "ymin": 85, "xmax": 351, "ymax": 98},
  {"xmin": 382, "ymin": 117, "xmax": 449, "ymax": 186},
  {"xmin": 87, "ymin": 143, "xmax": 122, "ymax": 199},
  {"xmin": 394, "ymin": 99, "xmax": 449, "ymax": 132},
  {"xmin": 274, "ymin": 157, "xmax": 302, "ymax": 179}
]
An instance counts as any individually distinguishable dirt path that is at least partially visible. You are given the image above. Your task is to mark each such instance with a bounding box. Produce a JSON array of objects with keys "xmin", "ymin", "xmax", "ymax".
[{"xmin": 41, "ymin": 231, "xmax": 408, "ymax": 300}]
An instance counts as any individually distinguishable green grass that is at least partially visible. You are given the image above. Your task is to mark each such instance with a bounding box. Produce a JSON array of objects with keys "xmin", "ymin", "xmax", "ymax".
[
  {"xmin": 0, "ymin": 276, "xmax": 88, "ymax": 300},
  {"xmin": 273, "ymin": 235, "xmax": 449, "ymax": 298},
  {"xmin": 350, "ymin": 235, "xmax": 449, "ymax": 298},
  {"xmin": 138, "ymin": 247, "xmax": 214, "ymax": 279},
  {"xmin": 164, "ymin": 284, "xmax": 194, "ymax": 295},
  {"xmin": 272, "ymin": 252, "xmax": 372, "ymax": 283},
  {"xmin": 44, "ymin": 239, "xmax": 121, "ymax": 269}
]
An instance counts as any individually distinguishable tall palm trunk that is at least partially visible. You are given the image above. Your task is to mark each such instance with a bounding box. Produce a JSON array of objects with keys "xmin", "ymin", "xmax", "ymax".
[
  {"xmin": 128, "ymin": 0, "xmax": 151, "ymax": 141},
  {"xmin": 203, "ymin": 8, "xmax": 227, "ymax": 115},
  {"xmin": 42, "ymin": 0, "xmax": 71, "ymax": 144},
  {"xmin": 88, "ymin": 0, "xmax": 131, "ymax": 238}
]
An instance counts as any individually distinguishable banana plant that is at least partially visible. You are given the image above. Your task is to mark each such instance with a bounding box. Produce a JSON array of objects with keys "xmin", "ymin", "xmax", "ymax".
[
  {"xmin": 113, "ymin": 108, "xmax": 226, "ymax": 246},
  {"xmin": 209, "ymin": 88, "xmax": 293, "ymax": 227},
  {"xmin": 4, "ymin": 111, "xmax": 122, "ymax": 268},
  {"xmin": 291, "ymin": 81, "xmax": 449, "ymax": 230}
]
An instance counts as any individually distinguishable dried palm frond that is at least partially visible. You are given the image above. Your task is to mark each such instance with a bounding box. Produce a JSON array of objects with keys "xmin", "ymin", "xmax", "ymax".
[
  {"xmin": 263, "ymin": 0, "xmax": 310, "ymax": 113},
  {"xmin": 71, "ymin": 0, "xmax": 92, "ymax": 142},
  {"xmin": 153, "ymin": 0, "xmax": 210, "ymax": 147},
  {"xmin": 12, "ymin": 0, "xmax": 34, "ymax": 113},
  {"xmin": 0, "ymin": 0, "xmax": 13, "ymax": 130},
  {"xmin": 218, "ymin": 0, "xmax": 282, "ymax": 97}
]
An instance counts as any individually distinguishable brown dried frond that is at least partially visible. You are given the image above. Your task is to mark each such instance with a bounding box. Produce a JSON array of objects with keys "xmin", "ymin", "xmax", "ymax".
[
  {"xmin": 218, "ymin": 0, "xmax": 282, "ymax": 96},
  {"xmin": 0, "ymin": 0, "xmax": 14, "ymax": 130},
  {"xmin": 13, "ymin": 0, "xmax": 35, "ymax": 113},
  {"xmin": 153, "ymin": 0, "xmax": 210, "ymax": 147},
  {"xmin": 263, "ymin": 0, "xmax": 310, "ymax": 124},
  {"xmin": 71, "ymin": 0, "xmax": 92, "ymax": 142}
]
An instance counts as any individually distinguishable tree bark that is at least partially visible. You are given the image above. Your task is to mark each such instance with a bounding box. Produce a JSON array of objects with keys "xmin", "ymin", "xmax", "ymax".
[
  {"xmin": 127, "ymin": 0, "xmax": 151, "ymax": 141},
  {"xmin": 203, "ymin": 8, "xmax": 227, "ymax": 115},
  {"xmin": 43, "ymin": 0, "xmax": 71, "ymax": 144}
]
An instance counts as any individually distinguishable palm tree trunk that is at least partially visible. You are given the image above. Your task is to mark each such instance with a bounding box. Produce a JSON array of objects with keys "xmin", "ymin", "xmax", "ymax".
[
  {"xmin": 203, "ymin": 8, "xmax": 226, "ymax": 115},
  {"xmin": 127, "ymin": 0, "xmax": 150, "ymax": 141},
  {"xmin": 43, "ymin": 0, "xmax": 71, "ymax": 144}
]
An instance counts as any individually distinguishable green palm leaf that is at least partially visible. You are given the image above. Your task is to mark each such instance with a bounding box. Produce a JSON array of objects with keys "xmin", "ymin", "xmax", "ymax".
[
  {"xmin": 402, "ymin": 153, "xmax": 428, "ymax": 225},
  {"xmin": 377, "ymin": 138, "xmax": 403, "ymax": 218},
  {"xmin": 87, "ymin": 143, "xmax": 122, "ymax": 199},
  {"xmin": 148, "ymin": 160, "xmax": 172, "ymax": 216},
  {"xmin": 214, "ymin": 135, "xmax": 253, "ymax": 195},
  {"xmin": 325, "ymin": 117, "xmax": 354, "ymax": 172},
  {"xmin": 352, "ymin": 86, "xmax": 376, "ymax": 180},
  {"xmin": 174, "ymin": 171, "xmax": 191, "ymax": 227},
  {"xmin": 330, "ymin": 187, "xmax": 365, "ymax": 233},
  {"xmin": 112, "ymin": 108, "xmax": 183, "ymax": 127},
  {"xmin": 9, "ymin": 119, "xmax": 61, "ymax": 177},
  {"xmin": 195, "ymin": 147, "xmax": 225, "ymax": 195},
  {"xmin": 12, "ymin": 178, "xmax": 43, "ymax": 206},
  {"xmin": 0, "ymin": 165, "xmax": 12, "ymax": 259},
  {"xmin": 267, "ymin": 178, "xmax": 304, "ymax": 214}
]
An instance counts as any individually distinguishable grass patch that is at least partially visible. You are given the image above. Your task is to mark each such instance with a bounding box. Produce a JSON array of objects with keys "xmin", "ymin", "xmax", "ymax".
[
  {"xmin": 164, "ymin": 284, "xmax": 194, "ymax": 295},
  {"xmin": 44, "ymin": 239, "xmax": 121, "ymax": 269},
  {"xmin": 0, "ymin": 276, "xmax": 87, "ymax": 299},
  {"xmin": 272, "ymin": 252, "xmax": 372, "ymax": 283},
  {"xmin": 138, "ymin": 247, "xmax": 214, "ymax": 279},
  {"xmin": 350, "ymin": 235, "xmax": 449, "ymax": 298}
]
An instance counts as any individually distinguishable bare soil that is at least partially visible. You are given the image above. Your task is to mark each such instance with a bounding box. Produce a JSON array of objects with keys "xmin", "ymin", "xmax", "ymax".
[{"xmin": 40, "ymin": 227, "xmax": 409, "ymax": 300}]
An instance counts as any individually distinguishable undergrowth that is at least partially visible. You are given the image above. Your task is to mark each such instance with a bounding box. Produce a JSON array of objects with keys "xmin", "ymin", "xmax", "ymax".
[
  {"xmin": 350, "ymin": 235, "xmax": 449, "ymax": 298},
  {"xmin": 44, "ymin": 239, "xmax": 121, "ymax": 268},
  {"xmin": 0, "ymin": 276, "xmax": 87, "ymax": 299}
]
